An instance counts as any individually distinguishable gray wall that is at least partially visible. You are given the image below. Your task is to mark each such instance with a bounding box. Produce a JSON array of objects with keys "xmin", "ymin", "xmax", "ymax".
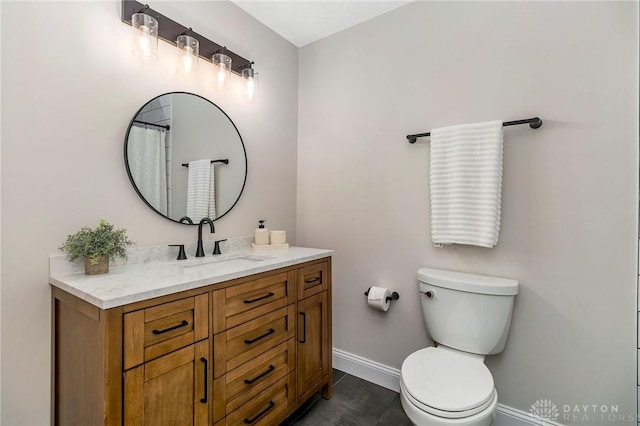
[
  {"xmin": 0, "ymin": 1, "xmax": 298, "ymax": 424},
  {"xmin": 297, "ymin": 1, "xmax": 639, "ymax": 422}
]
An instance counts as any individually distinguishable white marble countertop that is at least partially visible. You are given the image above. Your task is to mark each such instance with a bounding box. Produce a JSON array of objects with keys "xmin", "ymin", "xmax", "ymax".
[{"xmin": 49, "ymin": 238, "xmax": 332, "ymax": 310}]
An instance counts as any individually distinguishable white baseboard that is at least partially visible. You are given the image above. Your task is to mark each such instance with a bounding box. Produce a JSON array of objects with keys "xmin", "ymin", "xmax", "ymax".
[
  {"xmin": 493, "ymin": 404, "xmax": 565, "ymax": 426},
  {"xmin": 332, "ymin": 348, "xmax": 565, "ymax": 426},
  {"xmin": 333, "ymin": 348, "xmax": 402, "ymax": 392}
]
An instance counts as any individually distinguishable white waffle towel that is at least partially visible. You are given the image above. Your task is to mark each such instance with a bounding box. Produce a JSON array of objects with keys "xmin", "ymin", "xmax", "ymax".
[
  {"xmin": 429, "ymin": 120, "xmax": 503, "ymax": 248},
  {"xmin": 186, "ymin": 159, "xmax": 216, "ymax": 221}
]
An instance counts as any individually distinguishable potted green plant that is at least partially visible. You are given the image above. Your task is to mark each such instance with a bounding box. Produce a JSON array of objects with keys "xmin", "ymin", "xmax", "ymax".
[{"xmin": 59, "ymin": 219, "xmax": 134, "ymax": 275}]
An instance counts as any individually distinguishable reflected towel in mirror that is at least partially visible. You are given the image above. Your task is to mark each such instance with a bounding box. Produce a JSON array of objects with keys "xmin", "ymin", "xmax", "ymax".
[{"xmin": 186, "ymin": 159, "xmax": 216, "ymax": 221}]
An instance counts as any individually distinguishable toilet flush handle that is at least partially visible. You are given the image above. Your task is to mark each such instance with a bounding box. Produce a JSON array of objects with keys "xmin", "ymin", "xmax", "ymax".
[{"xmin": 423, "ymin": 290, "xmax": 434, "ymax": 298}]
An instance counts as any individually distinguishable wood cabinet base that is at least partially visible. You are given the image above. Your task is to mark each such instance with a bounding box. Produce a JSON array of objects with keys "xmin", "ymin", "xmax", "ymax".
[{"xmin": 52, "ymin": 257, "xmax": 332, "ymax": 426}]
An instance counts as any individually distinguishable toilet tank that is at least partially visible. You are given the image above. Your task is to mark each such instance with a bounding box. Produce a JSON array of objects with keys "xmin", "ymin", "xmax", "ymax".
[{"xmin": 418, "ymin": 268, "xmax": 519, "ymax": 355}]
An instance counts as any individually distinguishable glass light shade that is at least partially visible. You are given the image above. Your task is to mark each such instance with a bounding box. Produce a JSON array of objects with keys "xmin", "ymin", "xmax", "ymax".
[
  {"xmin": 176, "ymin": 35, "xmax": 199, "ymax": 74},
  {"xmin": 212, "ymin": 53, "xmax": 232, "ymax": 89},
  {"xmin": 132, "ymin": 13, "xmax": 158, "ymax": 60},
  {"xmin": 242, "ymin": 67, "xmax": 258, "ymax": 102}
]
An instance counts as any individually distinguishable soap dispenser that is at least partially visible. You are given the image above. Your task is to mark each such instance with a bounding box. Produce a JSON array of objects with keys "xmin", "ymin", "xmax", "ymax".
[{"xmin": 254, "ymin": 220, "xmax": 270, "ymax": 245}]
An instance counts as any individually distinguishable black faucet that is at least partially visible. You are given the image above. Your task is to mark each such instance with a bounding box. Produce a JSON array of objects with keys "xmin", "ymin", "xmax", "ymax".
[{"xmin": 196, "ymin": 218, "xmax": 215, "ymax": 257}]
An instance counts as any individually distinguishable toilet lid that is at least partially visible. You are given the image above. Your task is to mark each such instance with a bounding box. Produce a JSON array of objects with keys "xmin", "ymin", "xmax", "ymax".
[{"xmin": 401, "ymin": 347, "xmax": 495, "ymax": 414}]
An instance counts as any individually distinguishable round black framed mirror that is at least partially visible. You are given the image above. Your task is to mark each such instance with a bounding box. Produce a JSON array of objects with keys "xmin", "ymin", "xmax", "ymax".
[{"xmin": 124, "ymin": 92, "xmax": 247, "ymax": 224}]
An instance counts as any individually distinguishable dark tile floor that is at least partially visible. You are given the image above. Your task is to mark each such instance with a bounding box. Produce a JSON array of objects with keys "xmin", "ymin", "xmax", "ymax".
[{"xmin": 281, "ymin": 370, "xmax": 413, "ymax": 426}]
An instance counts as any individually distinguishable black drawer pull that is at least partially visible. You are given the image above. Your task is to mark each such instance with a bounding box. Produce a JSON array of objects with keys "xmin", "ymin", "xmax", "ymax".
[
  {"xmin": 304, "ymin": 277, "xmax": 321, "ymax": 284},
  {"xmin": 244, "ymin": 292, "xmax": 275, "ymax": 304},
  {"xmin": 244, "ymin": 401, "xmax": 275, "ymax": 424},
  {"xmin": 244, "ymin": 364, "xmax": 275, "ymax": 385},
  {"xmin": 299, "ymin": 312, "xmax": 307, "ymax": 343},
  {"xmin": 152, "ymin": 320, "xmax": 189, "ymax": 335},
  {"xmin": 244, "ymin": 328, "xmax": 275, "ymax": 345},
  {"xmin": 200, "ymin": 357, "xmax": 208, "ymax": 403}
]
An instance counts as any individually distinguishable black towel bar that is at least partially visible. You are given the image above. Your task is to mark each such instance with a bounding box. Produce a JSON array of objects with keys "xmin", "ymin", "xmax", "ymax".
[
  {"xmin": 406, "ymin": 117, "xmax": 542, "ymax": 144},
  {"xmin": 181, "ymin": 159, "xmax": 229, "ymax": 167}
]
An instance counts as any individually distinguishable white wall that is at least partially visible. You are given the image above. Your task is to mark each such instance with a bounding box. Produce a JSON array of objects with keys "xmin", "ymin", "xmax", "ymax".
[
  {"xmin": 297, "ymin": 1, "xmax": 639, "ymax": 423},
  {"xmin": 0, "ymin": 1, "xmax": 297, "ymax": 424}
]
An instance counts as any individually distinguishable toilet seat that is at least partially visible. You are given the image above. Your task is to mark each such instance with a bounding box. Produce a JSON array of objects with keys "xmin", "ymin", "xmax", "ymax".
[
  {"xmin": 401, "ymin": 379, "xmax": 496, "ymax": 419},
  {"xmin": 400, "ymin": 347, "xmax": 495, "ymax": 419}
]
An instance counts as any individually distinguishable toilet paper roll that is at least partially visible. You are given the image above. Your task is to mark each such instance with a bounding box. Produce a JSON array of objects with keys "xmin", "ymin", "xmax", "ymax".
[{"xmin": 367, "ymin": 286, "xmax": 391, "ymax": 312}]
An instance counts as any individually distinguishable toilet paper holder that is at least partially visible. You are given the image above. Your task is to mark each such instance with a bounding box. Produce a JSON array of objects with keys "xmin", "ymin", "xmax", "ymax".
[{"xmin": 364, "ymin": 287, "xmax": 400, "ymax": 303}]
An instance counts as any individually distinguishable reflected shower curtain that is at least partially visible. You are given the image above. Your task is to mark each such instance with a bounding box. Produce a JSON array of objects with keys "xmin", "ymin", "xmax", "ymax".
[{"xmin": 128, "ymin": 126, "xmax": 168, "ymax": 215}]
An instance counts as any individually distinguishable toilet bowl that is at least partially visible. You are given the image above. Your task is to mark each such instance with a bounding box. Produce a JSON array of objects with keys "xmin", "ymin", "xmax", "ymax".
[
  {"xmin": 400, "ymin": 268, "xmax": 518, "ymax": 426},
  {"xmin": 400, "ymin": 347, "xmax": 497, "ymax": 426}
]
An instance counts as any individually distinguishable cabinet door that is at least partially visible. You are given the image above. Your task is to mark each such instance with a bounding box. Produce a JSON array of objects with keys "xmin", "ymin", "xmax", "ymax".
[
  {"xmin": 296, "ymin": 291, "xmax": 329, "ymax": 399},
  {"xmin": 124, "ymin": 340, "xmax": 210, "ymax": 426}
]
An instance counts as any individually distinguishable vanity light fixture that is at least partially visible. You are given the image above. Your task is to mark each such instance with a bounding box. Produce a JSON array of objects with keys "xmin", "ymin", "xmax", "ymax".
[
  {"xmin": 122, "ymin": 1, "xmax": 255, "ymax": 98},
  {"xmin": 241, "ymin": 62, "xmax": 258, "ymax": 102},
  {"xmin": 212, "ymin": 48, "xmax": 232, "ymax": 90},
  {"xmin": 131, "ymin": 6, "xmax": 158, "ymax": 60},
  {"xmin": 176, "ymin": 29, "xmax": 199, "ymax": 74}
]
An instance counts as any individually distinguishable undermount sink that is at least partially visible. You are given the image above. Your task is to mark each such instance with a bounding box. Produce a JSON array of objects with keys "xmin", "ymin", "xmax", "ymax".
[{"xmin": 180, "ymin": 253, "xmax": 272, "ymax": 269}]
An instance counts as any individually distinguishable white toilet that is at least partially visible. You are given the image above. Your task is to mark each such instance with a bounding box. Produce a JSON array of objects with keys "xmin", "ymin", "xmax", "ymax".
[{"xmin": 400, "ymin": 267, "xmax": 519, "ymax": 426}]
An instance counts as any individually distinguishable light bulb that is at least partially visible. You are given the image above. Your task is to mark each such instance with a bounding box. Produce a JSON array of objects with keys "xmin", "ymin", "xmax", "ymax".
[
  {"xmin": 176, "ymin": 35, "xmax": 199, "ymax": 74},
  {"xmin": 138, "ymin": 25, "xmax": 151, "ymax": 56},
  {"xmin": 217, "ymin": 69, "xmax": 227, "ymax": 88},
  {"xmin": 242, "ymin": 65, "xmax": 258, "ymax": 102},
  {"xmin": 132, "ymin": 13, "xmax": 158, "ymax": 60},
  {"xmin": 212, "ymin": 52, "xmax": 232, "ymax": 89},
  {"xmin": 247, "ymin": 77, "xmax": 255, "ymax": 101},
  {"xmin": 182, "ymin": 46, "xmax": 194, "ymax": 73}
]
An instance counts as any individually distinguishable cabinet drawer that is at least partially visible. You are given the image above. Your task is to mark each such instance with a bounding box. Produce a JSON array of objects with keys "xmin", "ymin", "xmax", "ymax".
[
  {"xmin": 223, "ymin": 374, "xmax": 294, "ymax": 426},
  {"xmin": 213, "ymin": 271, "xmax": 295, "ymax": 333},
  {"xmin": 213, "ymin": 339, "xmax": 295, "ymax": 422},
  {"xmin": 124, "ymin": 294, "xmax": 209, "ymax": 369},
  {"xmin": 213, "ymin": 305, "xmax": 295, "ymax": 378},
  {"xmin": 297, "ymin": 262, "xmax": 328, "ymax": 300}
]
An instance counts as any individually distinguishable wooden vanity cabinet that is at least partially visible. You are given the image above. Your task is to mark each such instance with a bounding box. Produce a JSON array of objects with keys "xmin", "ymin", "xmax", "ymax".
[{"xmin": 52, "ymin": 256, "xmax": 332, "ymax": 426}]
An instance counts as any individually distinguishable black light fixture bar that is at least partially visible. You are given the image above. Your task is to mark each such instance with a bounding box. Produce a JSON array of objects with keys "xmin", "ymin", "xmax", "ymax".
[
  {"xmin": 406, "ymin": 117, "xmax": 543, "ymax": 144},
  {"xmin": 121, "ymin": 0, "xmax": 252, "ymax": 75}
]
